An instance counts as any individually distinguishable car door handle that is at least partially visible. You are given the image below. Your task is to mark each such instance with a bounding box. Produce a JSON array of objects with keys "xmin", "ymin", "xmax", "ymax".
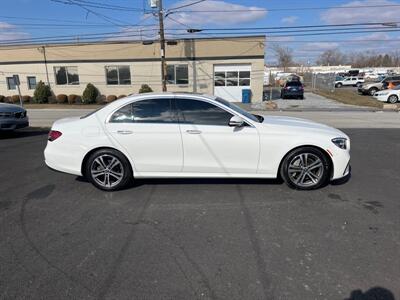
[
  {"xmin": 117, "ymin": 130, "xmax": 133, "ymax": 135},
  {"xmin": 186, "ymin": 130, "xmax": 202, "ymax": 134}
]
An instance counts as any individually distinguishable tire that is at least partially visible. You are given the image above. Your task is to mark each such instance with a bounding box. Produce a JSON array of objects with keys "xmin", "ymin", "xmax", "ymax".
[
  {"xmin": 388, "ymin": 95, "xmax": 398, "ymax": 104},
  {"xmin": 369, "ymin": 88, "xmax": 378, "ymax": 96},
  {"xmin": 280, "ymin": 147, "xmax": 330, "ymax": 190},
  {"xmin": 356, "ymin": 82, "xmax": 362, "ymax": 87},
  {"xmin": 85, "ymin": 149, "xmax": 132, "ymax": 191},
  {"xmin": 335, "ymin": 83, "xmax": 342, "ymax": 88}
]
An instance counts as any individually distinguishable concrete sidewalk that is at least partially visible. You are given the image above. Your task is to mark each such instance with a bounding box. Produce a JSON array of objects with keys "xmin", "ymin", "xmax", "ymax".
[{"xmin": 27, "ymin": 108, "xmax": 400, "ymax": 128}]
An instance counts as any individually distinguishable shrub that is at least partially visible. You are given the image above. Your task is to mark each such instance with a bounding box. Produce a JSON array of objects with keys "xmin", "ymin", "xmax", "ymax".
[
  {"xmin": 48, "ymin": 95, "xmax": 57, "ymax": 104},
  {"xmin": 11, "ymin": 95, "xmax": 21, "ymax": 104},
  {"xmin": 0, "ymin": 95, "xmax": 5, "ymax": 102},
  {"xmin": 82, "ymin": 83, "xmax": 99, "ymax": 104},
  {"xmin": 68, "ymin": 94, "xmax": 81, "ymax": 104},
  {"xmin": 139, "ymin": 84, "xmax": 153, "ymax": 93},
  {"xmin": 117, "ymin": 94, "xmax": 127, "ymax": 99},
  {"xmin": 33, "ymin": 81, "xmax": 52, "ymax": 103},
  {"xmin": 22, "ymin": 95, "xmax": 31, "ymax": 103},
  {"xmin": 106, "ymin": 95, "xmax": 117, "ymax": 102},
  {"xmin": 56, "ymin": 94, "xmax": 68, "ymax": 104}
]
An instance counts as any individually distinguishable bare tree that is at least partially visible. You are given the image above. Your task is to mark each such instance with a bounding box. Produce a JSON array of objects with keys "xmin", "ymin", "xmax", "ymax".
[
  {"xmin": 271, "ymin": 44, "xmax": 294, "ymax": 71},
  {"xmin": 316, "ymin": 49, "xmax": 347, "ymax": 66}
]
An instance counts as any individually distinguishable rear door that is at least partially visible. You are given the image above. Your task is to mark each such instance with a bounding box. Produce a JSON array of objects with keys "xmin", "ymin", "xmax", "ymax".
[
  {"xmin": 105, "ymin": 98, "xmax": 183, "ymax": 173},
  {"xmin": 176, "ymin": 97, "xmax": 259, "ymax": 174}
]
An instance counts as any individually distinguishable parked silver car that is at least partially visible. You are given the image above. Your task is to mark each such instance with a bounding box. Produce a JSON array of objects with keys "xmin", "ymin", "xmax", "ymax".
[{"xmin": 0, "ymin": 103, "xmax": 29, "ymax": 131}]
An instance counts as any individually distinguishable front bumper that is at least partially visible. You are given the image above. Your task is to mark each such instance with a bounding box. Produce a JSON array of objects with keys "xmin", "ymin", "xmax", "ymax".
[
  {"xmin": 374, "ymin": 95, "xmax": 389, "ymax": 102},
  {"xmin": 0, "ymin": 118, "xmax": 29, "ymax": 130}
]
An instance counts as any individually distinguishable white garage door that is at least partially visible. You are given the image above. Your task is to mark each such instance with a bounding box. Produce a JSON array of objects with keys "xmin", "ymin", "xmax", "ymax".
[{"xmin": 214, "ymin": 64, "xmax": 251, "ymax": 102}]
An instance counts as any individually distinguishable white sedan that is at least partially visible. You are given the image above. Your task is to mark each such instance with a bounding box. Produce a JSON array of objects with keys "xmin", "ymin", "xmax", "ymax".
[
  {"xmin": 373, "ymin": 87, "xmax": 400, "ymax": 103},
  {"xmin": 44, "ymin": 93, "xmax": 351, "ymax": 191}
]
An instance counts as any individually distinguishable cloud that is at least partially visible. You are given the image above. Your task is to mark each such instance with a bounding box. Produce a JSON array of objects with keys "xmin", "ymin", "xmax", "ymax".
[
  {"xmin": 321, "ymin": 0, "xmax": 400, "ymax": 24},
  {"xmin": 167, "ymin": 0, "xmax": 267, "ymax": 26},
  {"xmin": 301, "ymin": 42, "xmax": 340, "ymax": 51},
  {"xmin": 281, "ymin": 16, "xmax": 298, "ymax": 24},
  {"xmin": 0, "ymin": 22, "xmax": 30, "ymax": 42}
]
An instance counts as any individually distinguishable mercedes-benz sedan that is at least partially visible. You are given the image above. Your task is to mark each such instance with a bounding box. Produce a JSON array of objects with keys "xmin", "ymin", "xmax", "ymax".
[{"xmin": 44, "ymin": 93, "xmax": 350, "ymax": 191}]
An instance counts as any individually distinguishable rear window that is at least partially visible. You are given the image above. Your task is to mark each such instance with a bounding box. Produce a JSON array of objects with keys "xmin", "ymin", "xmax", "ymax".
[{"xmin": 286, "ymin": 81, "xmax": 302, "ymax": 86}]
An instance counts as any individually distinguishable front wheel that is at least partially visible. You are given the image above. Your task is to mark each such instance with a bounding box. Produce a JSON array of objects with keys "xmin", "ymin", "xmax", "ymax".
[
  {"xmin": 369, "ymin": 88, "xmax": 378, "ymax": 96},
  {"xmin": 280, "ymin": 147, "xmax": 330, "ymax": 190},
  {"xmin": 388, "ymin": 95, "xmax": 398, "ymax": 103},
  {"xmin": 85, "ymin": 149, "xmax": 132, "ymax": 191},
  {"xmin": 335, "ymin": 83, "xmax": 342, "ymax": 88}
]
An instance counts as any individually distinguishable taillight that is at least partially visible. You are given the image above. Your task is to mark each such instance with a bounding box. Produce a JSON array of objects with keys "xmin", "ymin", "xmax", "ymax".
[{"xmin": 48, "ymin": 130, "xmax": 62, "ymax": 141}]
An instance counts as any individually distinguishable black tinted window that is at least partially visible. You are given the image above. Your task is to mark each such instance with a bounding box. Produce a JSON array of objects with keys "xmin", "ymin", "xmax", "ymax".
[
  {"xmin": 176, "ymin": 99, "xmax": 233, "ymax": 126},
  {"xmin": 286, "ymin": 81, "xmax": 302, "ymax": 86},
  {"xmin": 110, "ymin": 99, "xmax": 175, "ymax": 123}
]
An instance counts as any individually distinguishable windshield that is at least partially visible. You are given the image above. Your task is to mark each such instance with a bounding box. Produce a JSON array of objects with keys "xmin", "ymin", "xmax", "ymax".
[{"xmin": 214, "ymin": 97, "xmax": 261, "ymax": 123}]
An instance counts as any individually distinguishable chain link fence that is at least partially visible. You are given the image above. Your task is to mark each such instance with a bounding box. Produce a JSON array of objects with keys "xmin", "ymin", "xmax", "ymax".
[{"xmin": 263, "ymin": 72, "xmax": 336, "ymax": 100}]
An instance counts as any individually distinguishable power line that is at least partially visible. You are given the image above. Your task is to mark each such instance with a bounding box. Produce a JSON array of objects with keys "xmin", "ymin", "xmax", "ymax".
[
  {"xmin": 167, "ymin": 0, "xmax": 207, "ymax": 12},
  {"xmin": 51, "ymin": 0, "xmax": 144, "ymax": 12},
  {"xmin": 171, "ymin": 4, "xmax": 400, "ymax": 13},
  {"xmin": 50, "ymin": 0, "xmax": 129, "ymax": 26}
]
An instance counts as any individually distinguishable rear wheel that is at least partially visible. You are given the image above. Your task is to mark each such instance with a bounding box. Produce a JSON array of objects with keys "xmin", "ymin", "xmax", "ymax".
[
  {"xmin": 280, "ymin": 147, "xmax": 330, "ymax": 190},
  {"xmin": 388, "ymin": 95, "xmax": 398, "ymax": 103},
  {"xmin": 85, "ymin": 149, "xmax": 132, "ymax": 191}
]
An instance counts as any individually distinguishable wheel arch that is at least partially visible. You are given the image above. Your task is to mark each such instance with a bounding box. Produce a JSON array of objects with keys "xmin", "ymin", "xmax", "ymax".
[
  {"xmin": 277, "ymin": 144, "xmax": 334, "ymax": 180},
  {"xmin": 81, "ymin": 146, "xmax": 134, "ymax": 178}
]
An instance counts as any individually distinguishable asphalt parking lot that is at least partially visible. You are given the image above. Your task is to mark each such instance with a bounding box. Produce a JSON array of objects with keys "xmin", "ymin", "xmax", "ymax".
[{"xmin": 0, "ymin": 129, "xmax": 399, "ymax": 300}]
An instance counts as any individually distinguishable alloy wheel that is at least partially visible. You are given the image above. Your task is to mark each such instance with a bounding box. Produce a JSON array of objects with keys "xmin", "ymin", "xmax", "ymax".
[
  {"xmin": 287, "ymin": 153, "xmax": 324, "ymax": 188},
  {"xmin": 388, "ymin": 95, "xmax": 398, "ymax": 104},
  {"xmin": 90, "ymin": 154, "xmax": 124, "ymax": 188}
]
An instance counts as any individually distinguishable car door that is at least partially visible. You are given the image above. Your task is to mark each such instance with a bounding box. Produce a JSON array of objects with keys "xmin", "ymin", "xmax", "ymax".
[
  {"xmin": 175, "ymin": 97, "xmax": 260, "ymax": 174},
  {"xmin": 105, "ymin": 97, "xmax": 183, "ymax": 173}
]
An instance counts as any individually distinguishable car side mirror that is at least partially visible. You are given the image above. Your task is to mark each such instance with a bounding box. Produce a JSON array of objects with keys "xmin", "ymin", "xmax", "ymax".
[{"xmin": 229, "ymin": 115, "xmax": 245, "ymax": 127}]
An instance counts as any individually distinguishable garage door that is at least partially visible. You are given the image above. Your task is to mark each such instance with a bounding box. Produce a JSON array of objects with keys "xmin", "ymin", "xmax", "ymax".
[{"xmin": 214, "ymin": 64, "xmax": 251, "ymax": 102}]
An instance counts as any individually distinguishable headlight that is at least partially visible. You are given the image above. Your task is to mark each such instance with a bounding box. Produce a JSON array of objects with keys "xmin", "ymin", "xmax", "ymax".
[
  {"xmin": 380, "ymin": 92, "xmax": 389, "ymax": 95},
  {"xmin": 332, "ymin": 137, "xmax": 347, "ymax": 149}
]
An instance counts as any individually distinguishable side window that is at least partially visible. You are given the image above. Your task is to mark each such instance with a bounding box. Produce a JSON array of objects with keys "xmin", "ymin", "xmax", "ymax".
[
  {"xmin": 176, "ymin": 99, "xmax": 233, "ymax": 126},
  {"xmin": 109, "ymin": 99, "xmax": 175, "ymax": 123}
]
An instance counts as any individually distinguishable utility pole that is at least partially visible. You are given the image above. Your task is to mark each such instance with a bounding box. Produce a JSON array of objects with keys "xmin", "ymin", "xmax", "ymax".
[{"xmin": 157, "ymin": 0, "xmax": 167, "ymax": 92}]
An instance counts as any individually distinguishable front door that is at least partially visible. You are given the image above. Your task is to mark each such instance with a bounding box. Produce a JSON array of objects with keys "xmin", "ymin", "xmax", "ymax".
[
  {"xmin": 105, "ymin": 98, "xmax": 183, "ymax": 173},
  {"xmin": 175, "ymin": 98, "xmax": 259, "ymax": 174}
]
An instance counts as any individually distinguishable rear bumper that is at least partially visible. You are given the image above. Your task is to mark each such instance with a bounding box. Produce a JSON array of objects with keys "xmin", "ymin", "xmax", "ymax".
[
  {"xmin": 0, "ymin": 118, "xmax": 29, "ymax": 130},
  {"xmin": 44, "ymin": 142, "xmax": 83, "ymax": 176},
  {"xmin": 282, "ymin": 90, "xmax": 304, "ymax": 97}
]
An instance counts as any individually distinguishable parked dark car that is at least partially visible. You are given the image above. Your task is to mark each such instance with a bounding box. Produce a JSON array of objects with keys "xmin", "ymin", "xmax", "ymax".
[
  {"xmin": 281, "ymin": 81, "xmax": 304, "ymax": 99},
  {"xmin": 0, "ymin": 103, "xmax": 29, "ymax": 131}
]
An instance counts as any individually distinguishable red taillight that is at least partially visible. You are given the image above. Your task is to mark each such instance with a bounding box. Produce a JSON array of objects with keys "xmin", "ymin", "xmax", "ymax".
[{"xmin": 48, "ymin": 130, "xmax": 62, "ymax": 141}]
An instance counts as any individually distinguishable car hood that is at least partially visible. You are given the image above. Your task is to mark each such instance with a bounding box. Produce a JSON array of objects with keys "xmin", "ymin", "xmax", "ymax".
[
  {"xmin": 260, "ymin": 115, "xmax": 346, "ymax": 137},
  {"xmin": 0, "ymin": 103, "xmax": 25, "ymax": 112}
]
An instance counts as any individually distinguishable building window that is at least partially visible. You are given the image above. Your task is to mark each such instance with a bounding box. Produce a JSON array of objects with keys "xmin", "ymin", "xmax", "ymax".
[
  {"xmin": 6, "ymin": 77, "xmax": 16, "ymax": 90},
  {"xmin": 54, "ymin": 66, "xmax": 80, "ymax": 85},
  {"xmin": 27, "ymin": 76, "xmax": 37, "ymax": 90},
  {"xmin": 105, "ymin": 65, "xmax": 131, "ymax": 85},
  {"xmin": 214, "ymin": 71, "xmax": 251, "ymax": 87},
  {"xmin": 167, "ymin": 64, "xmax": 188, "ymax": 85}
]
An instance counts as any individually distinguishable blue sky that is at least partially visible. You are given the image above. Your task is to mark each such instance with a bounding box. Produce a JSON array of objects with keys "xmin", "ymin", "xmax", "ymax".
[{"xmin": 1, "ymin": 0, "xmax": 400, "ymax": 63}]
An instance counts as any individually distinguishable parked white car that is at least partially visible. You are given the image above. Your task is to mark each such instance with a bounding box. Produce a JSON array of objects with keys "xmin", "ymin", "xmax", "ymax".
[
  {"xmin": 373, "ymin": 87, "xmax": 400, "ymax": 103},
  {"xmin": 335, "ymin": 77, "xmax": 364, "ymax": 88},
  {"xmin": 44, "ymin": 93, "xmax": 351, "ymax": 191}
]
